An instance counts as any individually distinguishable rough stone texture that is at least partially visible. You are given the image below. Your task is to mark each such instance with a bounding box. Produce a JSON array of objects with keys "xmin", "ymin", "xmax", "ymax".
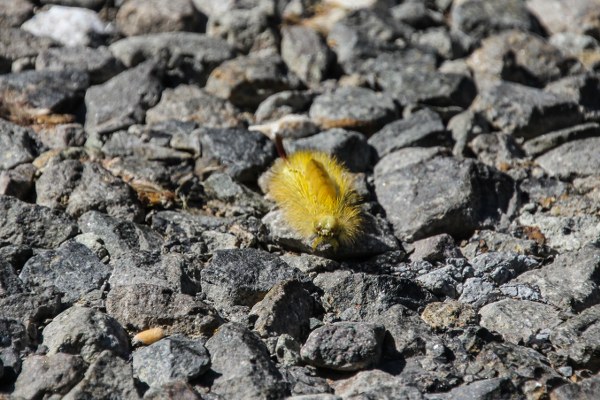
[
  {"xmin": 206, "ymin": 54, "xmax": 300, "ymax": 109},
  {"xmin": 368, "ymin": 108, "xmax": 447, "ymax": 158},
  {"xmin": 281, "ymin": 25, "xmax": 332, "ymax": 85},
  {"xmin": 473, "ymin": 81, "xmax": 582, "ymax": 139},
  {"xmin": 19, "ymin": 239, "xmax": 110, "ymax": 305},
  {"xmin": 374, "ymin": 155, "xmax": 516, "ymax": 241},
  {"xmin": 551, "ymin": 374, "xmax": 600, "ymax": 400},
  {"xmin": 106, "ymin": 284, "xmax": 223, "ymax": 337},
  {"xmin": 333, "ymin": 370, "xmax": 424, "ymax": 399},
  {"xmin": 143, "ymin": 380, "xmax": 203, "ymax": 400},
  {"xmin": 0, "ymin": 195, "xmax": 78, "ymax": 249},
  {"xmin": 133, "ymin": 335, "xmax": 210, "ymax": 388},
  {"xmin": 409, "ymin": 234, "xmax": 463, "ymax": 263},
  {"xmin": 427, "ymin": 378, "xmax": 520, "ymax": 400},
  {"xmin": 527, "ymin": 0, "xmax": 600, "ymax": 39},
  {"xmin": 421, "ymin": 300, "xmax": 478, "ymax": 331},
  {"xmin": 523, "ymin": 123, "xmax": 600, "ymax": 157},
  {"xmin": 146, "ymin": 85, "xmax": 243, "ymax": 128},
  {"xmin": 108, "ymin": 32, "xmax": 234, "ymax": 84},
  {"xmin": 200, "ymin": 248, "xmax": 304, "ymax": 308},
  {"xmin": 35, "ymin": 45, "xmax": 122, "ymax": 84},
  {"xmin": 550, "ymin": 304, "xmax": 600, "ymax": 370},
  {"xmin": 12, "ymin": 353, "xmax": 86, "ymax": 399},
  {"xmin": 516, "ymin": 246, "xmax": 600, "ymax": 312},
  {"xmin": 0, "ymin": 69, "xmax": 88, "ymax": 120},
  {"xmin": 535, "ymin": 137, "xmax": 600, "ymax": 178},
  {"xmin": 479, "ymin": 299, "xmax": 563, "ymax": 345},
  {"xmin": 204, "ymin": 323, "xmax": 289, "ymax": 399},
  {"xmin": 0, "ymin": 0, "xmax": 33, "ymax": 28},
  {"xmin": 0, "ymin": 119, "xmax": 38, "ymax": 170},
  {"xmin": 309, "ymin": 86, "xmax": 397, "ymax": 134},
  {"xmin": 0, "ymin": 28, "xmax": 57, "ymax": 71},
  {"xmin": 116, "ymin": 0, "xmax": 202, "ymax": 37},
  {"xmin": 250, "ymin": 280, "xmax": 314, "ymax": 341},
  {"xmin": 62, "ymin": 350, "xmax": 140, "ymax": 400},
  {"xmin": 85, "ymin": 60, "xmax": 163, "ymax": 135}
]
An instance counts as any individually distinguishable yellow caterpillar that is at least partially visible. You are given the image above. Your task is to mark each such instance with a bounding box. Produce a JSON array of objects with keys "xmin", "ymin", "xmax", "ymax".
[{"xmin": 265, "ymin": 149, "xmax": 362, "ymax": 250}]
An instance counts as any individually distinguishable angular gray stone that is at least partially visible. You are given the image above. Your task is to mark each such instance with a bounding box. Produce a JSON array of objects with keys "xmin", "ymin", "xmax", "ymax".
[
  {"xmin": 0, "ymin": 0, "xmax": 33, "ymax": 28},
  {"xmin": 523, "ymin": 123, "xmax": 600, "ymax": 157},
  {"xmin": 63, "ymin": 350, "xmax": 141, "ymax": 400},
  {"xmin": 250, "ymin": 280, "xmax": 314, "ymax": 341},
  {"xmin": 535, "ymin": 137, "xmax": 600, "ymax": 179},
  {"xmin": 427, "ymin": 378, "xmax": 520, "ymax": 400},
  {"xmin": 133, "ymin": 336, "xmax": 210, "ymax": 388},
  {"xmin": 281, "ymin": 25, "xmax": 332, "ymax": 85},
  {"xmin": 450, "ymin": 0, "xmax": 542, "ymax": 41},
  {"xmin": 39, "ymin": 0, "xmax": 106, "ymax": 9},
  {"xmin": 301, "ymin": 322, "xmax": 385, "ymax": 371},
  {"xmin": 108, "ymin": 32, "xmax": 234, "ymax": 85},
  {"xmin": 35, "ymin": 45, "xmax": 122, "ymax": 84},
  {"xmin": 0, "ymin": 28, "xmax": 57, "ymax": 71},
  {"xmin": 0, "ymin": 120, "xmax": 38, "ymax": 170},
  {"xmin": 200, "ymin": 248, "xmax": 304, "ymax": 308},
  {"xmin": 421, "ymin": 300, "xmax": 478, "ymax": 331},
  {"xmin": 42, "ymin": 306, "xmax": 129, "ymax": 363},
  {"xmin": 368, "ymin": 108, "xmax": 447, "ymax": 158},
  {"xmin": 143, "ymin": 380, "xmax": 203, "ymax": 400},
  {"xmin": 409, "ymin": 234, "xmax": 463, "ymax": 263},
  {"xmin": 85, "ymin": 60, "xmax": 163, "ymax": 135},
  {"xmin": 313, "ymin": 270, "xmax": 435, "ymax": 319},
  {"xmin": 35, "ymin": 123, "xmax": 87, "ymax": 149},
  {"xmin": 0, "ymin": 69, "xmax": 88, "ymax": 119},
  {"xmin": 254, "ymin": 90, "xmax": 315, "ymax": 123},
  {"xmin": 19, "ymin": 239, "xmax": 110, "ymax": 305},
  {"xmin": 204, "ymin": 323, "xmax": 288, "ymax": 399},
  {"xmin": 205, "ymin": 54, "xmax": 300, "ymax": 108},
  {"xmin": 470, "ymin": 252, "xmax": 539, "ymax": 284},
  {"xmin": 12, "ymin": 353, "xmax": 86, "ymax": 400},
  {"xmin": 284, "ymin": 128, "xmax": 373, "ymax": 172},
  {"xmin": 145, "ymin": 85, "xmax": 243, "ymax": 128},
  {"xmin": 309, "ymin": 86, "xmax": 397, "ymax": 134},
  {"xmin": 516, "ymin": 246, "xmax": 600, "ymax": 312},
  {"xmin": 473, "ymin": 81, "xmax": 582, "ymax": 139},
  {"xmin": 527, "ymin": 0, "xmax": 600, "ymax": 38},
  {"xmin": 551, "ymin": 374, "xmax": 600, "ymax": 400},
  {"xmin": 334, "ymin": 370, "xmax": 424, "ymax": 399},
  {"xmin": 478, "ymin": 299, "xmax": 563, "ymax": 345},
  {"xmin": 550, "ymin": 304, "xmax": 600, "ymax": 370},
  {"xmin": 106, "ymin": 284, "xmax": 223, "ymax": 337},
  {"xmin": 116, "ymin": 0, "xmax": 202, "ymax": 37},
  {"xmin": 0, "ymin": 195, "xmax": 78, "ymax": 249},
  {"xmin": 374, "ymin": 155, "xmax": 516, "ymax": 241}
]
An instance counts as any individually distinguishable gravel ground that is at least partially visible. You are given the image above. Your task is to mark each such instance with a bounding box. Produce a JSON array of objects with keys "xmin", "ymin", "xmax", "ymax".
[{"xmin": 2, "ymin": 0, "xmax": 600, "ymax": 399}]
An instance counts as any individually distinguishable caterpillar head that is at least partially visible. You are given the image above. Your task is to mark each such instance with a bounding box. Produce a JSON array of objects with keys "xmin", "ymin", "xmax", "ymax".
[{"xmin": 312, "ymin": 215, "xmax": 340, "ymax": 250}]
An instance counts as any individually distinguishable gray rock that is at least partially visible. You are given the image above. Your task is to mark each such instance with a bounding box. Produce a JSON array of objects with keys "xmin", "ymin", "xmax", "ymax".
[
  {"xmin": 416, "ymin": 266, "xmax": 461, "ymax": 299},
  {"xmin": 116, "ymin": 0, "xmax": 203, "ymax": 37},
  {"xmin": 478, "ymin": 299, "xmax": 563, "ymax": 345},
  {"xmin": 527, "ymin": 0, "xmax": 600, "ymax": 38},
  {"xmin": 0, "ymin": 0, "xmax": 33, "ymax": 28},
  {"xmin": 250, "ymin": 280, "xmax": 314, "ymax": 341},
  {"xmin": 550, "ymin": 304, "xmax": 600, "ymax": 369},
  {"xmin": 309, "ymin": 86, "xmax": 397, "ymax": 135},
  {"xmin": 21, "ymin": 5, "xmax": 111, "ymax": 47},
  {"xmin": 0, "ymin": 318, "xmax": 30, "ymax": 381},
  {"xmin": 334, "ymin": 369, "xmax": 424, "ymax": 399},
  {"xmin": 450, "ymin": 0, "xmax": 542, "ymax": 42},
  {"xmin": 523, "ymin": 123, "xmax": 600, "ymax": 157},
  {"xmin": 301, "ymin": 322, "xmax": 385, "ymax": 371},
  {"xmin": 106, "ymin": 284, "xmax": 223, "ymax": 337},
  {"xmin": 516, "ymin": 246, "xmax": 600, "ymax": 312},
  {"xmin": 282, "ymin": 365, "xmax": 336, "ymax": 397},
  {"xmin": 63, "ymin": 350, "xmax": 141, "ymax": 400},
  {"xmin": 473, "ymin": 81, "xmax": 582, "ymax": 139},
  {"xmin": 551, "ymin": 374, "xmax": 600, "ymax": 400},
  {"xmin": 200, "ymin": 248, "xmax": 304, "ymax": 308},
  {"xmin": 133, "ymin": 336, "xmax": 210, "ymax": 388},
  {"xmin": 78, "ymin": 211, "xmax": 163, "ymax": 260},
  {"xmin": 279, "ymin": 253, "xmax": 339, "ymax": 275},
  {"xmin": 377, "ymin": 69, "xmax": 476, "ymax": 109},
  {"xmin": 313, "ymin": 270, "xmax": 435, "ymax": 319},
  {"xmin": 42, "ymin": 306, "xmax": 129, "ymax": 363},
  {"xmin": 409, "ymin": 234, "xmax": 463, "ymax": 263},
  {"xmin": 197, "ymin": 127, "xmax": 276, "ymax": 183},
  {"xmin": 368, "ymin": 108, "xmax": 447, "ymax": 158},
  {"xmin": 0, "ymin": 119, "xmax": 38, "ymax": 170},
  {"xmin": 254, "ymin": 90, "xmax": 315, "ymax": 123},
  {"xmin": 284, "ymin": 128, "xmax": 373, "ymax": 172},
  {"xmin": 392, "ymin": 1, "xmax": 443, "ymax": 29},
  {"xmin": 448, "ymin": 110, "xmax": 490, "ymax": 157},
  {"xmin": 412, "ymin": 26, "xmax": 467, "ymax": 61},
  {"xmin": 0, "ymin": 163, "xmax": 35, "ymax": 200},
  {"xmin": 426, "ymin": 378, "xmax": 520, "ymax": 400},
  {"xmin": 281, "ymin": 25, "xmax": 332, "ymax": 85},
  {"xmin": 12, "ymin": 353, "xmax": 86, "ymax": 399},
  {"xmin": 0, "ymin": 69, "xmax": 88, "ymax": 120},
  {"xmin": 0, "ymin": 195, "xmax": 78, "ymax": 249},
  {"xmin": 150, "ymin": 210, "xmax": 233, "ymax": 240},
  {"xmin": 468, "ymin": 132, "xmax": 525, "ymax": 171},
  {"xmin": 101, "ymin": 129, "xmax": 193, "ymax": 163},
  {"xmin": 108, "ymin": 32, "xmax": 234, "ymax": 85},
  {"xmin": 37, "ymin": 160, "xmax": 144, "ymax": 222},
  {"xmin": 0, "ymin": 260, "xmax": 24, "ymax": 297},
  {"xmin": 546, "ymin": 73, "xmax": 600, "ymax": 118},
  {"xmin": 461, "ymin": 229, "xmax": 552, "ymax": 259},
  {"xmin": 207, "ymin": 6, "xmax": 278, "ymax": 54},
  {"xmin": 85, "ymin": 60, "xmax": 163, "ymax": 136},
  {"xmin": 35, "ymin": 45, "xmax": 122, "ymax": 84},
  {"xmin": 468, "ymin": 30, "xmax": 580, "ymax": 87},
  {"xmin": 470, "ymin": 252, "xmax": 539, "ymax": 284},
  {"xmin": 349, "ymin": 47, "xmax": 438, "ymax": 77},
  {"xmin": 459, "ymin": 277, "xmax": 498, "ymax": 306},
  {"xmin": 374, "ymin": 155, "xmax": 516, "ymax": 241},
  {"xmin": 205, "ymin": 54, "xmax": 300, "ymax": 108},
  {"xmin": 146, "ymin": 85, "xmax": 243, "ymax": 128},
  {"xmin": 421, "ymin": 300, "xmax": 478, "ymax": 331},
  {"xmin": 535, "ymin": 137, "xmax": 600, "ymax": 179},
  {"xmin": 143, "ymin": 380, "xmax": 203, "ymax": 400},
  {"xmin": 0, "ymin": 28, "xmax": 57, "ymax": 71},
  {"xmin": 40, "ymin": 0, "xmax": 106, "ymax": 9},
  {"xmin": 204, "ymin": 322, "xmax": 288, "ymax": 399},
  {"xmin": 36, "ymin": 123, "xmax": 87, "ymax": 149},
  {"xmin": 19, "ymin": 239, "xmax": 110, "ymax": 305}
]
